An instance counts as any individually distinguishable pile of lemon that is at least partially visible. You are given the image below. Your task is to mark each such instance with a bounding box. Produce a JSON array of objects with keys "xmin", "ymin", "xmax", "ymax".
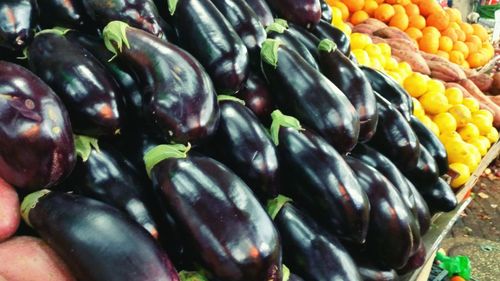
[{"xmin": 406, "ymin": 72, "xmax": 499, "ymax": 188}]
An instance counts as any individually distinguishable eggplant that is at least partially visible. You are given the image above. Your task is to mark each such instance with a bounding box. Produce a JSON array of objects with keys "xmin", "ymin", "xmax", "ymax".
[
  {"xmin": 345, "ymin": 156, "xmax": 416, "ymax": 270},
  {"xmin": 235, "ymin": 70, "xmax": 274, "ymax": 124},
  {"xmin": 103, "ymin": 21, "xmax": 220, "ymax": 145},
  {"xmin": 81, "ymin": 0, "xmax": 167, "ymax": 39},
  {"xmin": 0, "ymin": 0, "xmax": 38, "ymax": 52},
  {"xmin": 266, "ymin": 0, "xmax": 321, "ymax": 28},
  {"xmin": 210, "ymin": 0, "xmax": 266, "ymax": 59},
  {"xmin": 320, "ymin": 0, "xmax": 333, "ymax": 23},
  {"xmin": 369, "ymin": 93, "xmax": 420, "ymax": 171},
  {"xmin": 0, "ymin": 61, "xmax": 75, "ymax": 190},
  {"xmin": 37, "ymin": 0, "xmax": 90, "ymax": 29},
  {"xmin": 27, "ymin": 30, "xmax": 123, "ymax": 137},
  {"xmin": 410, "ymin": 115, "xmax": 448, "ymax": 175},
  {"xmin": 406, "ymin": 178, "xmax": 431, "ymax": 235},
  {"xmin": 271, "ymin": 111, "xmax": 369, "ymax": 243},
  {"xmin": 245, "ymin": 0, "xmax": 274, "ymax": 27},
  {"xmin": 397, "ymin": 241, "xmax": 426, "ymax": 275},
  {"xmin": 272, "ymin": 201, "xmax": 362, "ymax": 281},
  {"xmin": 318, "ymin": 39, "xmax": 378, "ymax": 142},
  {"xmin": 21, "ymin": 190, "xmax": 180, "ymax": 281},
  {"xmin": 146, "ymin": 145, "xmax": 282, "ymax": 281},
  {"xmin": 311, "ymin": 20, "xmax": 350, "ymax": 56},
  {"xmin": 289, "ymin": 274, "xmax": 305, "ymax": 281},
  {"xmin": 167, "ymin": 0, "xmax": 249, "ymax": 94},
  {"xmin": 361, "ymin": 66, "xmax": 413, "ymax": 120},
  {"xmin": 402, "ymin": 145, "xmax": 440, "ymax": 186},
  {"xmin": 286, "ymin": 22, "xmax": 321, "ymax": 61},
  {"xmin": 417, "ymin": 177, "xmax": 457, "ymax": 213},
  {"xmin": 261, "ymin": 39, "xmax": 360, "ymax": 153},
  {"xmin": 266, "ymin": 20, "xmax": 319, "ymax": 70},
  {"xmin": 207, "ymin": 96, "xmax": 280, "ymax": 199},
  {"xmin": 345, "ymin": 248, "xmax": 400, "ymax": 281}
]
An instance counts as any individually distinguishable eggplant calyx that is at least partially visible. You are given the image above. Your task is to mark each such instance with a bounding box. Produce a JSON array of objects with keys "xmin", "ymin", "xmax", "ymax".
[
  {"xmin": 21, "ymin": 189, "xmax": 51, "ymax": 227},
  {"xmin": 282, "ymin": 264, "xmax": 291, "ymax": 281},
  {"xmin": 318, "ymin": 39, "xmax": 337, "ymax": 53},
  {"xmin": 217, "ymin": 95, "xmax": 245, "ymax": 105},
  {"xmin": 103, "ymin": 21, "xmax": 131, "ymax": 61},
  {"xmin": 16, "ymin": 48, "xmax": 29, "ymax": 60},
  {"xmin": 274, "ymin": 18, "xmax": 289, "ymax": 28},
  {"xmin": 266, "ymin": 22, "xmax": 287, "ymax": 34},
  {"xmin": 178, "ymin": 271, "xmax": 209, "ymax": 281},
  {"xmin": 266, "ymin": 195, "xmax": 293, "ymax": 220},
  {"xmin": 144, "ymin": 143, "xmax": 191, "ymax": 177},
  {"xmin": 168, "ymin": 0, "xmax": 179, "ymax": 16},
  {"xmin": 35, "ymin": 27, "xmax": 71, "ymax": 38},
  {"xmin": 261, "ymin": 39, "xmax": 281, "ymax": 68},
  {"xmin": 270, "ymin": 110, "xmax": 303, "ymax": 146},
  {"xmin": 74, "ymin": 135, "xmax": 100, "ymax": 162}
]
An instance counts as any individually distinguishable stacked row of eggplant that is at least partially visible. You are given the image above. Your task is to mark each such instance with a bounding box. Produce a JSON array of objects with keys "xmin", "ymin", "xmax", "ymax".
[{"xmin": 1, "ymin": 0, "xmax": 459, "ymax": 281}]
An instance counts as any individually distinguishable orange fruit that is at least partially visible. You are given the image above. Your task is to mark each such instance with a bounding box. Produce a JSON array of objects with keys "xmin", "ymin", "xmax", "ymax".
[
  {"xmin": 345, "ymin": 0, "xmax": 365, "ymax": 12},
  {"xmin": 442, "ymin": 27, "xmax": 458, "ymax": 42},
  {"xmin": 472, "ymin": 23, "xmax": 489, "ymax": 42},
  {"xmin": 386, "ymin": 0, "xmax": 411, "ymax": 4},
  {"xmin": 462, "ymin": 60, "xmax": 470, "ymax": 69},
  {"xmin": 389, "ymin": 13, "xmax": 409, "ymax": 30},
  {"xmin": 406, "ymin": 27, "xmax": 423, "ymax": 40},
  {"xmin": 444, "ymin": 7, "xmax": 462, "ymax": 22},
  {"xmin": 404, "ymin": 3, "xmax": 420, "ymax": 17},
  {"xmin": 330, "ymin": 1, "xmax": 350, "ymax": 21},
  {"xmin": 439, "ymin": 36, "xmax": 453, "ymax": 52},
  {"xmin": 419, "ymin": 33, "xmax": 439, "ymax": 54},
  {"xmin": 351, "ymin": 10, "xmax": 370, "ymax": 25},
  {"xmin": 455, "ymin": 29, "xmax": 466, "ymax": 41},
  {"xmin": 427, "ymin": 11, "xmax": 450, "ymax": 31},
  {"xmin": 466, "ymin": 34, "xmax": 482, "ymax": 46},
  {"xmin": 436, "ymin": 50, "xmax": 450, "ymax": 59},
  {"xmin": 422, "ymin": 26, "xmax": 440, "ymax": 37},
  {"xmin": 374, "ymin": 4, "xmax": 396, "ymax": 22},
  {"xmin": 459, "ymin": 22, "xmax": 474, "ymax": 35},
  {"xmin": 453, "ymin": 41, "xmax": 469, "ymax": 58},
  {"xmin": 449, "ymin": 50, "xmax": 465, "ymax": 65},
  {"xmin": 419, "ymin": 0, "xmax": 441, "ymax": 17},
  {"xmin": 467, "ymin": 52, "xmax": 486, "ymax": 68},
  {"xmin": 465, "ymin": 42, "xmax": 479, "ymax": 55},
  {"xmin": 375, "ymin": 0, "xmax": 384, "ymax": 3},
  {"xmin": 408, "ymin": 14, "xmax": 426, "ymax": 29},
  {"xmin": 364, "ymin": 0, "xmax": 379, "ymax": 16},
  {"xmin": 393, "ymin": 4, "xmax": 406, "ymax": 14}
]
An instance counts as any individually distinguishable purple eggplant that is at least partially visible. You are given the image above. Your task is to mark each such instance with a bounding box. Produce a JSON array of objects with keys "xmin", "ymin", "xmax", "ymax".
[
  {"xmin": 402, "ymin": 145, "xmax": 440, "ymax": 186},
  {"xmin": 345, "ymin": 156, "xmax": 416, "ymax": 270},
  {"xmin": 410, "ymin": 115, "xmax": 448, "ymax": 175},
  {"xmin": 318, "ymin": 39, "xmax": 378, "ymax": 142},
  {"xmin": 0, "ymin": 0, "xmax": 38, "ymax": 52},
  {"xmin": 369, "ymin": 93, "xmax": 420, "ymax": 171},
  {"xmin": 289, "ymin": 273, "xmax": 305, "ymax": 281},
  {"xmin": 286, "ymin": 22, "xmax": 321, "ymax": 61},
  {"xmin": 81, "ymin": 0, "xmax": 167, "ymax": 39},
  {"xmin": 266, "ymin": 0, "xmax": 321, "ymax": 28},
  {"xmin": 270, "ymin": 111, "xmax": 369, "ymax": 243},
  {"xmin": 398, "ymin": 241, "xmax": 426, "ymax": 275},
  {"xmin": 235, "ymin": 70, "xmax": 274, "ymax": 124},
  {"xmin": 261, "ymin": 39, "xmax": 360, "ymax": 153},
  {"xmin": 145, "ymin": 144, "xmax": 282, "ymax": 281},
  {"xmin": 27, "ymin": 30, "xmax": 123, "ymax": 137},
  {"xmin": 311, "ymin": 20, "xmax": 350, "ymax": 56},
  {"xmin": 266, "ymin": 20, "xmax": 319, "ymax": 70},
  {"xmin": 167, "ymin": 0, "xmax": 249, "ymax": 94},
  {"xmin": 103, "ymin": 21, "xmax": 220, "ymax": 145},
  {"xmin": 210, "ymin": 0, "xmax": 266, "ymax": 59},
  {"xmin": 0, "ymin": 61, "xmax": 75, "ymax": 190},
  {"xmin": 271, "ymin": 199, "xmax": 362, "ymax": 281},
  {"xmin": 320, "ymin": 0, "xmax": 333, "ymax": 23},
  {"xmin": 21, "ymin": 190, "xmax": 179, "ymax": 281},
  {"xmin": 344, "ymin": 248, "xmax": 400, "ymax": 281},
  {"xmin": 245, "ymin": 0, "xmax": 274, "ymax": 27},
  {"xmin": 37, "ymin": 0, "xmax": 90, "ymax": 29},
  {"xmin": 417, "ymin": 177, "xmax": 457, "ymax": 213}
]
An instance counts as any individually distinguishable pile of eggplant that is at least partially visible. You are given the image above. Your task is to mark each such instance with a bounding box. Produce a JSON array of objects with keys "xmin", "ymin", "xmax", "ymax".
[{"xmin": 1, "ymin": 0, "xmax": 459, "ymax": 281}]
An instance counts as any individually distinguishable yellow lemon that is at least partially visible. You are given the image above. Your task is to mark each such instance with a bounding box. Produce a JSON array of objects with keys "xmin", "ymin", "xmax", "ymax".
[
  {"xmin": 365, "ymin": 44, "xmax": 383, "ymax": 57},
  {"xmin": 370, "ymin": 57, "xmax": 384, "ymax": 70},
  {"xmin": 466, "ymin": 143, "xmax": 482, "ymax": 170},
  {"xmin": 448, "ymin": 104, "xmax": 472, "ymax": 127},
  {"xmin": 462, "ymin": 97, "xmax": 480, "ymax": 113},
  {"xmin": 377, "ymin": 43, "xmax": 391, "ymax": 57},
  {"xmin": 387, "ymin": 71, "xmax": 403, "ymax": 84},
  {"xmin": 458, "ymin": 123, "xmax": 480, "ymax": 141},
  {"xmin": 351, "ymin": 49, "xmax": 370, "ymax": 66},
  {"xmin": 433, "ymin": 112, "xmax": 457, "ymax": 133},
  {"xmin": 445, "ymin": 139, "xmax": 470, "ymax": 162},
  {"xmin": 419, "ymin": 90, "xmax": 449, "ymax": 114},
  {"xmin": 449, "ymin": 163, "xmax": 470, "ymax": 188},
  {"xmin": 469, "ymin": 137, "xmax": 488, "ymax": 156},
  {"xmin": 429, "ymin": 120, "xmax": 440, "ymax": 136},
  {"xmin": 403, "ymin": 73, "xmax": 429, "ymax": 98},
  {"xmin": 385, "ymin": 57, "xmax": 399, "ymax": 71},
  {"xmin": 427, "ymin": 79, "xmax": 446, "ymax": 93},
  {"xmin": 486, "ymin": 127, "xmax": 499, "ymax": 143},
  {"xmin": 444, "ymin": 87, "xmax": 463, "ymax": 105},
  {"xmin": 398, "ymin": 62, "xmax": 413, "ymax": 77},
  {"xmin": 419, "ymin": 114, "xmax": 434, "ymax": 127},
  {"xmin": 412, "ymin": 98, "xmax": 425, "ymax": 118},
  {"xmin": 474, "ymin": 109, "xmax": 494, "ymax": 124},
  {"xmin": 351, "ymin": 33, "xmax": 373, "ymax": 50},
  {"xmin": 440, "ymin": 131, "xmax": 463, "ymax": 145},
  {"xmin": 470, "ymin": 113, "xmax": 492, "ymax": 135}
]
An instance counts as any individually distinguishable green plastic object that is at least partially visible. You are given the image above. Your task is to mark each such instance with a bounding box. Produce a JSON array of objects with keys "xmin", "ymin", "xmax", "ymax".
[{"xmin": 436, "ymin": 252, "xmax": 471, "ymax": 280}]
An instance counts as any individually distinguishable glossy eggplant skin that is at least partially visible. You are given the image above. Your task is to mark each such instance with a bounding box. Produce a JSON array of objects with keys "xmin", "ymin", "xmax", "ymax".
[
  {"xmin": 410, "ymin": 116, "xmax": 448, "ymax": 175},
  {"xmin": 261, "ymin": 43, "xmax": 360, "ymax": 153},
  {"xmin": 361, "ymin": 67, "xmax": 413, "ymax": 120},
  {"xmin": 288, "ymin": 274, "xmax": 305, "ymax": 281},
  {"xmin": 345, "ymin": 157, "xmax": 416, "ymax": 270},
  {"xmin": 358, "ymin": 267, "xmax": 400, "ymax": 281},
  {"xmin": 245, "ymin": 0, "xmax": 274, "ymax": 27},
  {"xmin": 0, "ymin": 61, "xmax": 75, "ymax": 190},
  {"xmin": 397, "ymin": 241, "xmax": 426, "ymax": 275},
  {"xmin": 286, "ymin": 23, "xmax": 321, "ymax": 60},
  {"xmin": 235, "ymin": 71, "xmax": 274, "ymax": 124},
  {"xmin": 150, "ymin": 155, "xmax": 282, "ymax": 281},
  {"xmin": 402, "ymin": 145, "xmax": 440, "ymax": 186},
  {"xmin": 318, "ymin": 41, "xmax": 378, "ymax": 142},
  {"xmin": 311, "ymin": 20, "xmax": 350, "ymax": 56},
  {"xmin": 37, "ymin": 0, "xmax": 89, "ymax": 29},
  {"xmin": 276, "ymin": 127, "xmax": 369, "ymax": 243},
  {"xmin": 417, "ymin": 177, "xmax": 457, "ymax": 213},
  {"xmin": 369, "ymin": 94, "xmax": 420, "ymax": 171},
  {"xmin": 106, "ymin": 24, "xmax": 220, "ymax": 145},
  {"xmin": 169, "ymin": 0, "xmax": 249, "ymax": 94},
  {"xmin": 320, "ymin": 0, "xmax": 333, "ymax": 23},
  {"xmin": 210, "ymin": 0, "xmax": 266, "ymax": 59},
  {"xmin": 210, "ymin": 99, "xmax": 280, "ymax": 199},
  {"xmin": 266, "ymin": 0, "xmax": 321, "ymax": 28},
  {"xmin": 82, "ymin": 0, "xmax": 166, "ymax": 38},
  {"xmin": 27, "ymin": 32, "xmax": 123, "ymax": 137},
  {"xmin": 0, "ymin": 0, "xmax": 38, "ymax": 52},
  {"xmin": 25, "ymin": 191, "xmax": 179, "ymax": 281},
  {"xmin": 275, "ymin": 203, "xmax": 362, "ymax": 281}
]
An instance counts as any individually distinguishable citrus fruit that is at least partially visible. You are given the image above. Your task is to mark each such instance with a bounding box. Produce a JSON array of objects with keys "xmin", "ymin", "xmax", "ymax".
[
  {"xmin": 440, "ymin": 131, "xmax": 463, "ymax": 144},
  {"xmin": 469, "ymin": 137, "xmax": 488, "ymax": 156},
  {"xmin": 406, "ymin": 27, "xmax": 423, "ymax": 40},
  {"xmin": 448, "ymin": 104, "xmax": 472, "ymax": 127},
  {"xmin": 472, "ymin": 23, "xmax": 488, "ymax": 41},
  {"xmin": 351, "ymin": 49, "xmax": 370, "ymax": 65},
  {"xmin": 419, "ymin": 0, "xmax": 441, "ymax": 16},
  {"xmin": 455, "ymin": 29, "xmax": 466, "ymax": 41},
  {"xmin": 486, "ymin": 127, "xmax": 499, "ymax": 143},
  {"xmin": 458, "ymin": 123, "xmax": 480, "ymax": 141},
  {"xmin": 433, "ymin": 112, "xmax": 457, "ymax": 133},
  {"xmin": 412, "ymin": 97, "xmax": 426, "ymax": 118},
  {"xmin": 444, "ymin": 87, "xmax": 463, "ymax": 105},
  {"xmin": 459, "ymin": 22, "xmax": 474, "ymax": 35},
  {"xmin": 438, "ymin": 36, "xmax": 453, "ymax": 52},
  {"xmin": 374, "ymin": 4, "xmax": 396, "ymax": 22},
  {"xmin": 427, "ymin": 11, "xmax": 450, "ymax": 31},
  {"xmin": 470, "ymin": 113, "xmax": 492, "ymax": 135},
  {"xmin": 474, "ymin": 109, "xmax": 494, "ymax": 124},
  {"xmin": 385, "ymin": 57, "xmax": 399, "ymax": 70},
  {"xmin": 442, "ymin": 27, "xmax": 458, "ymax": 42},
  {"xmin": 408, "ymin": 14, "xmax": 426, "ymax": 29},
  {"xmin": 465, "ymin": 42, "xmax": 479, "ymax": 55},
  {"xmin": 331, "ymin": 1, "xmax": 350, "ymax": 21},
  {"xmin": 364, "ymin": 0, "xmax": 379, "ymax": 16},
  {"xmin": 449, "ymin": 50, "xmax": 465, "ymax": 65},
  {"xmin": 377, "ymin": 43, "xmax": 391, "ymax": 56},
  {"xmin": 345, "ymin": 0, "xmax": 365, "ymax": 12},
  {"xmin": 462, "ymin": 97, "xmax": 480, "ymax": 113},
  {"xmin": 351, "ymin": 10, "xmax": 370, "ymax": 25},
  {"xmin": 427, "ymin": 79, "xmax": 445, "ymax": 93},
  {"xmin": 403, "ymin": 73, "xmax": 429, "ymax": 98},
  {"xmin": 390, "ymin": 12, "xmax": 409, "ymax": 30},
  {"xmin": 365, "ymin": 44, "xmax": 383, "ymax": 56},
  {"xmin": 444, "ymin": 7, "xmax": 462, "ymax": 22},
  {"xmin": 452, "ymin": 41, "xmax": 469, "ymax": 58},
  {"xmin": 445, "ymin": 139, "xmax": 470, "ymax": 163},
  {"xmin": 404, "ymin": 3, "xmax": 420, "ymax": 16},
  {"xmin": 419, "ymin": 33, "xmax": 440, "ymax": 54},
  {"xmin": 422, "ymin": 26, "xmax": 441, "ymax": 37},
  {"xmin": 398, "ymin": 62, "xmax": 413, "ymax": 76},
  {"xmin": 392, "ymin": 4, "xmax": 406, "ymax": 14},
  {"xmin": 449, "ymin": 163, "xmax": 470, "ymax": 188},
  {"xmin": 436, "ymin": 50, "xmax": 450, "ymax": 59},
  {"xmin": 467, "ymin": 52, "xmax": 487, "ymax": 68},
  {"xmin": 419, "ymin": 90, "xmax": 449, "ymax": 114},
  {"xmin": 350, "ymin": 33, "xmax": 373, "ymax": 49},
  {"xmin": 336, "ymin": 22, "xmax": 352, "ymax": 36}
]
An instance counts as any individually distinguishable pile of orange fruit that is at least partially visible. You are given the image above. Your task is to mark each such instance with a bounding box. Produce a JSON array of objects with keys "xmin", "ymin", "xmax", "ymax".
[{"xmin": 327, "ymin": 0, "xmax": 495, "ymax": 68}]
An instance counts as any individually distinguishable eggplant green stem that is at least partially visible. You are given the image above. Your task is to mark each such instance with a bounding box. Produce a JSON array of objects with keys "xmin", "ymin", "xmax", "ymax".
[
  {"xmin": 16, "ymin": 48, "xmax": 29, "ymax": 60},
  {"xmin": 261, "ymin": 39, "xmax": 281, "ymax": 68},
  {"xmin": 103, "ymin": 21, "xmax": 131, "ymax": 61},
  {"xmin": 21, "ymin": 189, "xmax": 51, "ymax": 228},
  {"xmin": 266, "ymin": 195, "xmax": 293, "ymax": 220},
  {"xmin": 74, "ymin": 135, "xmax": 100, "ymax": 162},
  {"xmin": 270, "ymin": 110, "xmax": 303, "ymax": 146},
  {"xmin": 168, "ymin": 0, "xmax": 179, "ymax": 15},
  {"xmin": 266, "ymin": 22, "xmax": 287, "ymax": 34},
  {"xmin": 144, "ymin": 143, "xmax": 191, "ymax": 177},
  {"xmin": 35, "ymin": 27, "xmax": 71, "ymax": 37},
  {"xmin": 318, "ymin": 39, "xmax": 337, "ymax": 53},
  {"xmin": 282, "ymin": 264, "xmax": 291, "ymax": 281},
  {"xmin": 274, "ymin": 19, "xmax": 289, "ymax": 28},
  {"xmin": 178, "ymin": 271, "xmax": 209, "ymax": 281},
  {"xmin": 217, "ymin": 95, "xmax": 245, "ymax": 105}
]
